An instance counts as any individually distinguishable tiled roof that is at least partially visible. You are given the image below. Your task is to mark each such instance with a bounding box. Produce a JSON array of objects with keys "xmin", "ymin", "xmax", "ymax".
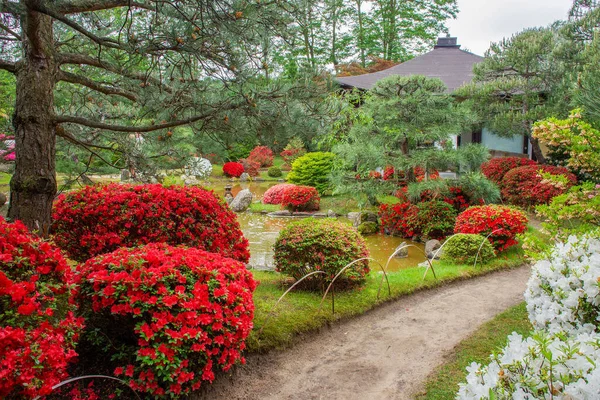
[{"xmin": 336, "ymin": 46, "xmax": 483, "ymax": 93}]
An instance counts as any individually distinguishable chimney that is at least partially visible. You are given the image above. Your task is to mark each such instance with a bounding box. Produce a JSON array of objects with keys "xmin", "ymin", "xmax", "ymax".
[{"xmin": 434, "ymin": 36, "xmax": 461, "ymax": 49}]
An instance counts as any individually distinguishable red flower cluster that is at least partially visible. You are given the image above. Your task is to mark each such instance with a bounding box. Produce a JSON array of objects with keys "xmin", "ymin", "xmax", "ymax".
[
  {"xmin": 262, "ymin": 183, "xmax": 295, "ymax": 205},
  {"xmin": 383, "ymin": 166, "xmax": 395, "ymax": 181},
  {"xmin": 222, "ymin": 162, "xmax": 245, "ymax": 178},
  {"xmin": 419, "ymin": 185, "xmax": 483, "ymax": 213},
  {"xmin": 274, "ymin": 219, "xmax": 369, "ymax": 290},
  {"xmin": 238, "ymin": 158, "xmax": 260, "ymax": 177},
  {"xmin": 52, "ymin": 184, "xmax": 249, "ymax": 263},
  {"xmin": 76, "ymin": 243, "xmax": 256, "ymax": 398},
  {"xmin": 379, "ymin": 202, "xmax": 419, "ymax": 238},
  {"xmin": 247, "ymin": 146, "xmax": 274, "ymax": 167},
  {"xmin": 481, "ymin": 156, "xmax": 538, "ymax": 184},
  {"xmin": 0, "ymin": 217, "xmax": 83, "ymax": 398},
  {"xmin": 368, "ymin": 171, "xmax": 383, "ymax": 179},
  {"xmin": 454, "ymin": 205, "xmax": 528, "ymax": 251},
  {"xmin": 280, "ymin": 185, "xmax": 320, "ymax": 211},
  {"xmin": 501, "ymin": 164, "xmax": 577, "ymax": 206}
]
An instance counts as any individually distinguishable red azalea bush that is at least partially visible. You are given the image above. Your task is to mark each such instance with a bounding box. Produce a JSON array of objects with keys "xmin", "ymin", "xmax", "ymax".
[
  {"xmin": 368, "ymin": 170, "xmax": 382, "ymax": 179},
  {"xmin": 419, "ymin": 185, "xmax": 484, "ymax": 213},
  {"xmin": 481, "ymin": 156, "xmax": 538, "ymax": 184},
  {"xmin": 262, "ymin": 183, "xmax": 296, "ymax": 205},
  {"xmin": 501, "ymin": 164, "xmax": 577, "ymax": 206},
  {"xmin": 280, "ymin": 185, "xmax": 320, "ymax": 211},
  {"xmin": 76, "ymin": 243, "xmax": 256, "ymax": 398},
  {"xmin": 379, "ymin": 202, "xmax": 419, "ymax": 238},
  {"xmin": 0, "ymin": 217, "xmax": 83, "ymax": 399},
  {"xmin": 273, "ymin": 218, "xmax": 369, "ymax": 290},
  {"xmin": 52, "ymin": 184, "xmax": 249, "ymax": 262},
  {"xmin": 383, "ymin": 166, "xmax": 395, "ymax": 181},
  {"xmin": 222, "ymin": 162, "xmax": 244, "ymax": 178},
  {"xmin": 454, "ymin": 205, "xmax": 528, "ymax": 251},
  {"xmin": 238, "ymin": 158, "xmax": 260, "ymax": 177},
  {"xmin": 247, "ymin": 146, "xmax": 274, "ymax": 167}
]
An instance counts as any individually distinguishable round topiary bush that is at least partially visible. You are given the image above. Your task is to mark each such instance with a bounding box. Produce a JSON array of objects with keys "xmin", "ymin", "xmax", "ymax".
[
  {"xmin": 274, "ymin": 219, "xmax": 370, "ymax": 290},
  {"xmin": 378, "ymin": 202, "xmax": 419, "ymax": 238},
  {"xmin": 248, "ymin": 146, "xmax": 274, "ymax": 167},
  {"xmin": 262, "ymin": 183, "xmax": 295, "ymax": 205},
  {"xmin": 501, "ymin": 164, "xmax": 578, "ymax": 206},
  {"xmin": 280, "ymin": 185, "xmax": 320, "ymax": 211},
  {"xmin": 238, "ymin": 158, "xmax": 260, "ymax": 177},
  {"xmin": 441, "ymin": 233, "xmax": 495, "ymax": 265},
  {"xmin": 286, "ymin": 152, "xmax": 336, "ymax": 194},
  {"xmin": 481, "ymin": 156, "xmax": 538, "ymax": 185},
  {"xmin": 76, "ymin": 243, "xmax": 256, "ymax": 398},
  {"xmin": 414, "ymin": 200, "xmax": 457, "ymax": 240},
  {"xmin": 222, "ymin": 162, "xmax": 244, "ymax": 178},
  {"xmin": 454, "ymin": 205, "xmax": 528, "ymax": 252},
  {"xmin": 0, "ymin": 217, "xmax": 83, "ymax": 399},
  {"xmin": 52, "ymin": 183, "xmax": 250, "ymax": 262},
  {"xmin": 267, "ymin": 166, "xmax": 282, "ymax": 178}
]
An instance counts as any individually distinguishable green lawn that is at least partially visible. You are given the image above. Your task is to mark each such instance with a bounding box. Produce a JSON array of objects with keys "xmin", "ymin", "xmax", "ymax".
[
  {"xmin": 416, "ymin": 302, "xmax": 531, "ymax": 399},
  {"xmin": 247, "ymin": 246, "xmax": 526, "ymax": 353}
]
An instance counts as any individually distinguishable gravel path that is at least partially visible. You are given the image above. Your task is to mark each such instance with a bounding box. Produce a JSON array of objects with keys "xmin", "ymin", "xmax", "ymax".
[{"xmin": 197, "ymin": 265, "xmax": 531, "ymax": 400}]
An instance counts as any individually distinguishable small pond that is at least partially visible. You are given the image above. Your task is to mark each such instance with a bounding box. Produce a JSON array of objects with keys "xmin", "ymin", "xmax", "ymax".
[{"xmin": 200, "ymin": 179, "xmax": 427, "ymax": 272}]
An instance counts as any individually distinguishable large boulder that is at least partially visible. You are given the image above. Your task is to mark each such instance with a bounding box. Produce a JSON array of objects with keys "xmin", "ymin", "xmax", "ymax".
[
  {"xmin": 230, "ymin": 189, "xmax": 253, "ymax": 212},
  {"xmin": 425, "ymin": 239, "xmax": 442, "ymax": 260},
  {"xmin": 358, "ymin": 221, "xmax": 378, "ymax": 235},
  {"xmin": 394, "ymin": 242, "xmax": 409, "ymax": 258},
  {"xmin": 239, "ymin": 172, "xmax": 250, "ymax": 182}
]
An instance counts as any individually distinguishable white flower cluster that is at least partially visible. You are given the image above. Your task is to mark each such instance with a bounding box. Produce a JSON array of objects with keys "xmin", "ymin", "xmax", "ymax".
[
  {"xmin": 185, "ymin": 157, "xmax": 212, "ymax": 180},
  {"xmin": 457, "ymin": 234, "xmax": 600, "ymax": 399}
]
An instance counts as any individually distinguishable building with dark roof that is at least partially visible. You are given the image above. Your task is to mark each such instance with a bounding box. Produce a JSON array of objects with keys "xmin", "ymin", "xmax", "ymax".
[{"xmin": 335, "ymin": 37, "xmax": 530, "ymax": 158}]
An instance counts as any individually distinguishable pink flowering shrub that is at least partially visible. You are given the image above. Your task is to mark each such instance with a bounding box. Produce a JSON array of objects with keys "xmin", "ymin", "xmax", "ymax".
[
  {"xmin": 0, "ymin": 217, "xmax": 83, "ymax": 399},
  {"xmin": 76, "ymin": 243, "xmax": 256, "ymax": 398},
  {"xmin": 52, "ymin": 183, "xmax": 249, "ymax": 263},
  {"xmin": 280, "ymin": 185, "xmax": 320, "ymax": 211},
  {"xmin": 262, "ymin": 183, "xmax": 296, "ymax": 205}
]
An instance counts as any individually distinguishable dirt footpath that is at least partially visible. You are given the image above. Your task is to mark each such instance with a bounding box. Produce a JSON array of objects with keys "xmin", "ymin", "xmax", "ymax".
[{"xmin": 198, "ymin": 265, "xmax": 531, "ymax": 400}]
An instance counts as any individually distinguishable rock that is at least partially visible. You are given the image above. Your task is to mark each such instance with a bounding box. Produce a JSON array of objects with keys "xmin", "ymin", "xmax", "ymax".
[
  {"xmin": 358, "ymin": 221, "xmax": 378, "ymax": 235},
  {"xmin": 240, "ymin": 172, "xmax": 250, "ymax": 182},
  {"xmin": 360, "ymin": 211, "xmax": 378, "ymax": 223},
  {"xmin": 267, "ymin": 210, "xmax": 293, "ymax": 217},
  {"xmin": 425, "ymin": 239, "xmax": 442, "ymax": 259},
  {"xmin": 183, "ymin": 175, "xmax": 199, "ymax": 186},
  {"xmin": 230, "ymin": 189, "xmax": 253, "ymax": 212},
  {"xmin": 418, "ymin": 261, "xmax": 430, "ymax": 268},
  {"xmin": 312, "ymin": 212, "xmax": 328, "ymax": 218},
  {"xmin": 394, "ymin": 242, "xmax": 409, "ymax": 258},
  {"xmin": 277, "ymin": 179, "xmax": 285, "ymax": 182},
  {"xmin": 254, "ymin": 177, "xmax": 264, "ymax": 182},
  {"xmin": 120, "ymin": 169, "xmax": 131, "ymax": 181},
  {"xmin": 327, "ymin": 210, "xmax": 337, "ymax": 218},
  {"xmin": 347, "ymin": 212, "xmax": 361, "ymax": 226},
  {"xmin": 0, "ymin": 192, "xmax": 6, "ymax": 207}
]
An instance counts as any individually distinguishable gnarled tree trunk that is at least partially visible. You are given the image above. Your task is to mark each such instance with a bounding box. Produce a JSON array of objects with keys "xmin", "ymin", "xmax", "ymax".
[{"xmin": 8, "ymin": 5, "xmax": 57, "ymax": 236}]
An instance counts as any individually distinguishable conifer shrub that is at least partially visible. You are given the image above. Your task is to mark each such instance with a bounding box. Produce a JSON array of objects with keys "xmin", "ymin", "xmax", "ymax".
[
  {"xmin": 441, "ymin": 233, "xmax": 495, "ymax": 265},
  {"xmin": 286, "ymin": 152, "xmax": 336, "ymax": 194},
  {"xmin": 76, "ymin": 243, "xmax": 256, "ymax": 398},
  {"xmin": 273, "ymin": 219, "xmax": 369, "ymax": 290},
  {"xmin": 501, "ymin": 164, "xmax": 577, "ymax": 206},
  {"xmin": 222, "ymin": 162, "xmax": 245, "ymax": 178},
  {"xmin": 248, "ymin": 146, "xmax": 274, "ymax": 167},
  {"xmin": 267, "ymin": 166, "xmax": 282, "ymax": 177},
  {"xmin": 280, "ymin": 185, "xmax": 320, "ymax": 211},
  {"xmin": 0, "ymin": 217, "xmax": 83, "ymax": 399},
  {"xmin": 480, "ymin": 156, "xmax": 538, "ymax": 184},
  {"xmin": 262, "ymin": 183, "xmax": 295, "ymax": 205},
  {"xmin": 454, "ymin": 205, "xmax": 528, "ymax": 251},
  {"xmin": 52, "ymin": 184, "xmax": 249, "ymax": 262}
]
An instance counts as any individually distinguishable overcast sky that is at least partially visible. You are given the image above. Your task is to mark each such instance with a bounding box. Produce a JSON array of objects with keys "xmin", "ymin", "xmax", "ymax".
[{"xmin": 446, "ymin": 0, "xmax": 573, "ymax": 55}]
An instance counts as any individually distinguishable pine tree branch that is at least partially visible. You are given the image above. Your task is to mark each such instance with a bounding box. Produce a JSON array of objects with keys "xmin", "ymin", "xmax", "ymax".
[
  {"xmin": 58, "ymin": 70, "xmax": 138, "ymax": 101},
  {"xmin": 50, "ymin": 0, "xmax": 154, "ymax": 14},
  {"xmin": 0, "ymin": 22, "xmax": 21, "ymax": 40}
]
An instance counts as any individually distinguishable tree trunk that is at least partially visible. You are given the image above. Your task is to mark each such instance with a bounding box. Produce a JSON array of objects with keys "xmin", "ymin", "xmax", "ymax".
[
  {"xmin": 529, "ymin": 136, "xmax": 546, "ymax": 164},
  {"xmin": 8, "ymin": 5, "xmax": 57, "ymax": 236}
]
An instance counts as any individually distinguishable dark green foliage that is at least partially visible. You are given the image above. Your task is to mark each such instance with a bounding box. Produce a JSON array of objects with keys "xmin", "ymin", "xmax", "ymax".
[
  {"xmin": 273, "ymin": 218, "xmax": 370, "ymax": 291},
  {"xmin": 441, "ymin": 233, "xmax": 495, "ymax": 265},
  {"xmin": 415, "ymin": 200, "xmax": 457, "ymax": 240},
  {"xmin": 267, "ymin": 166, "xmax": 283, "ymax": 177},
  {"xmin": 287, "ymin": 152, "xmax": 336, "ymax": 194}
]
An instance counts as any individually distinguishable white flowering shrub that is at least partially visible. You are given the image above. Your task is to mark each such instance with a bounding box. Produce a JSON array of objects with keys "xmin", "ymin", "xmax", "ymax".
[
  {"xmin": 526, "ymin": 234, "xmax": 600, "ymax": 334},
  {"xmin": 185, "ymin": 157, "xmax": 212, "ymax": 179},
  {"xmin": 458, "ymin": 329, "xmax": 600, "ymax": 399},
  {"xmin": 458, "ymin": 234, "xmax": 600, "ymax": 399}
]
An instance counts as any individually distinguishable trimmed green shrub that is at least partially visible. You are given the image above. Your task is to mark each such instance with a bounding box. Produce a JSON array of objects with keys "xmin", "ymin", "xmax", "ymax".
[
  {"xmin": 415, "ymin": 200, "xmax": 457, "ymax": 240},
  {"xmin": 267, "ymin": 166, "xmax": 283, "ymax": 178},
  {"xmin": 287, "ymin": 152, "xmax": 336, "ymax": 194},
  {"xmin": 441, "ymin": 233, "xmax": 495, "ymax": 265},
  {"xmin": 273, "ymin": 218, "xmax": 369, "ymax": 290}
]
